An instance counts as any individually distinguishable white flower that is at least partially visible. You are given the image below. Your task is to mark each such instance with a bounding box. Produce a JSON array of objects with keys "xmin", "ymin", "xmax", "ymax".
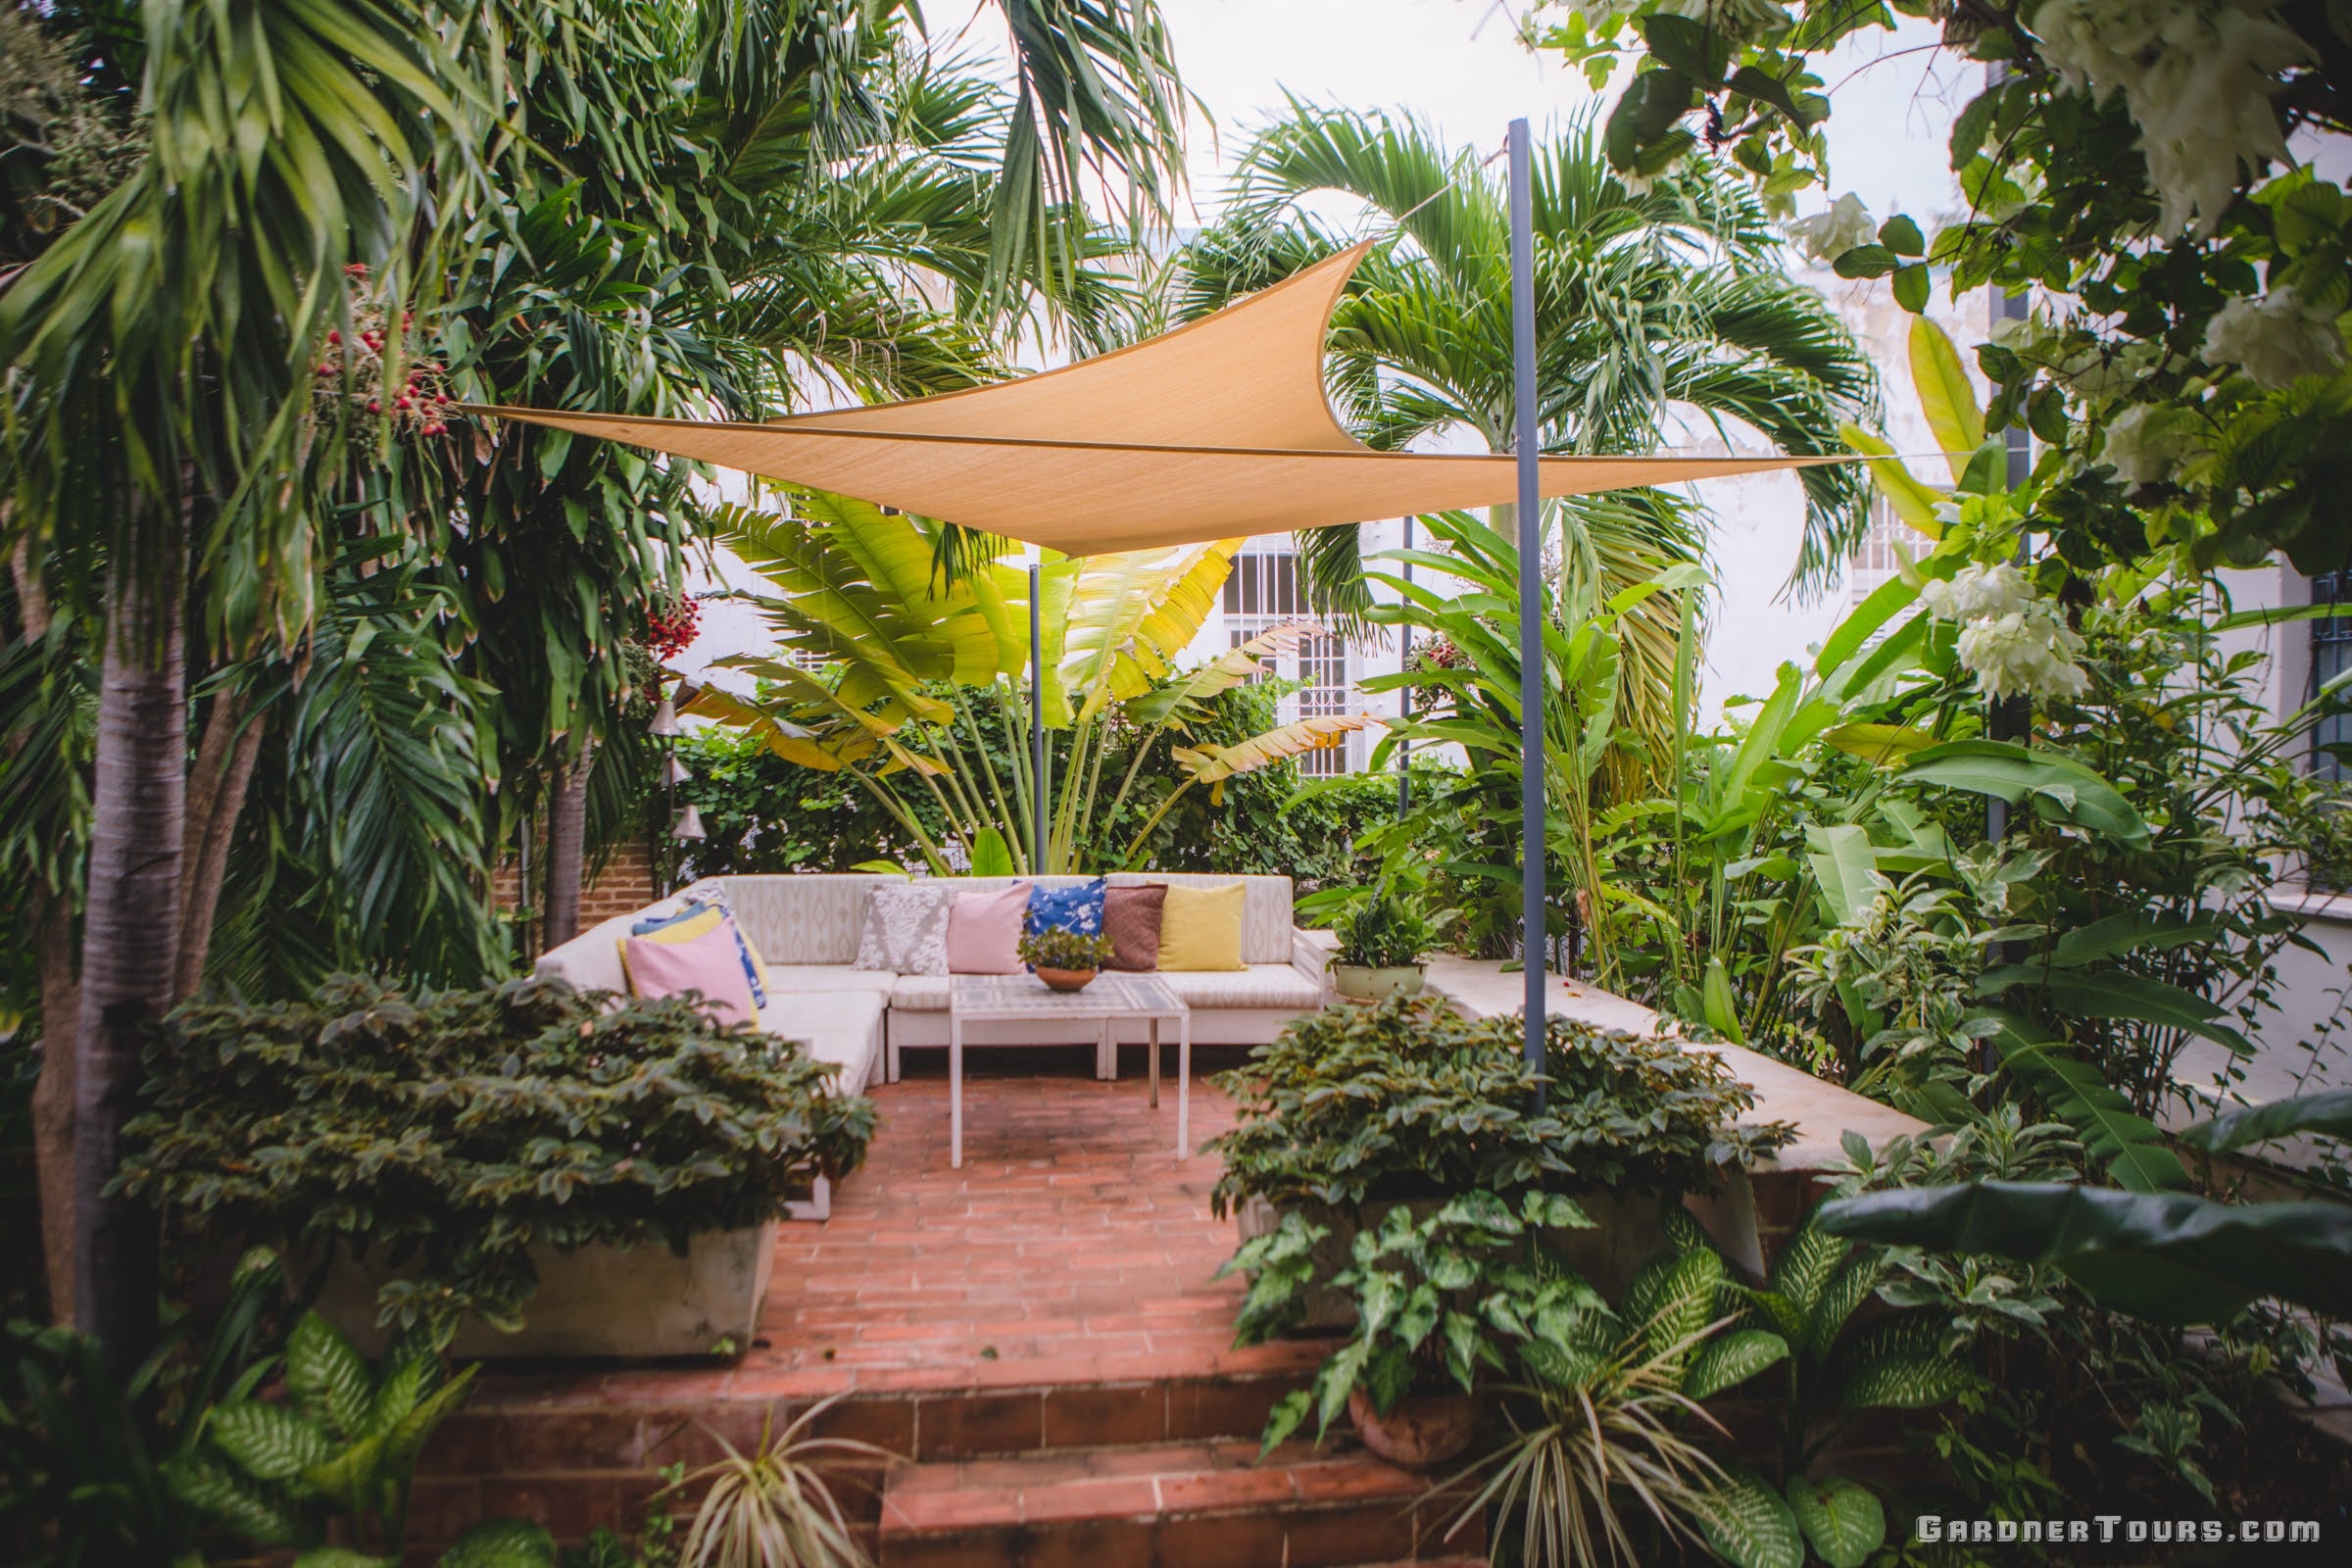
[
  {"xmin": 2032, "ymin": 0, "xmax": 2312, "ymax": 236},
  {"xmin": 1956, "ymin": 608, "xmax": 2092, "ymax": 701},
  {"xmin": 1787, "ymin": 192, "xmax": 1876, "ymax": 264},
  {"xmin": 2201, "ymin": 284, "xmax": 2347, "ymax": 388},
  {"xmin": 2100, "ymin": 402, "xmax": 2203, "ymax": 486},
  {"xmin": 1919, "ymin": 563, "xmax": 2034, "ymax": 620},
  {"xmin": 1921, "ymin": 564, "xmax": 2092, "ymax": 701}
]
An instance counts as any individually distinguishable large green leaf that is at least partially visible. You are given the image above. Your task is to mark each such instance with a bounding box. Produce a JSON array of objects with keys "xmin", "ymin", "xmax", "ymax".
[
  {"xmin": 1909, "ymin": 316, "xmax": 1984, "ymax": 483},
  {"xmin": 1838, "ymin": 424, "xmax": 1944, "ymax": 538},
  {"xmin": 2049, "ymin": 912, "xmax": 2221, "ymax": 967},
  {"xmin": 439, "ymin": 1519, "xmax": 559, "ymax": 1568},
  {"xmin": 1683, "ymin": 1328, "xmax": 1790, "ymax": 1399},
  {"xmin": 968, "ymin": 826, "xmax": 1016, "ymax": 877},
  {"xmin": 1693, "ymin": 1468, "xmax": 1805, "ymax": 1568},
  {"xmin": 165, "ymin": 1452, "xmax": 306, "ymax": 1546},
  {"xmin": 1765, "ymin": 1222, "xmax": 1845, "ymax": 1329},
  {"xmin": 284, "ymin": 1312, "xmax": 372, "ymax": 1444},
  {"xmin": 2183, "ymin": 1089, "xmax": 2352, "ymax": 1152},
  {"xmin": 207, "ymin": 1400, "xmax": 334, "ymax": 1483},
  {"xmin": 1995, "ymin": 1037, "xmax": 2188, "ymax": 1191},
  {"xmin": 1786, "ymin": 1475, "xmax": 1886, "ymax": 1568},
  {"xmin": 1982, "ymin": 966, "xmax": 2253, "ymax": 1058},
  {"xmin": 1899, "ymin": 741, "xmax": 2147, "ymax": 844},
  {"xmin": 1806, "ymin": 823, "xmax": 1884, "ymax": 927},
  {"xmin": 1816, "ymin": 1181, "xmax": 2352, "ymax": 1324}
]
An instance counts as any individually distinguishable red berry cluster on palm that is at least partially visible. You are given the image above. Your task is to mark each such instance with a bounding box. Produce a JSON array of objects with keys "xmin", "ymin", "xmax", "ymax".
[
  {"xmin": 313, "ymin": 263, "xmax": 457, "ymax": 438},
  {"xmin": 644, "ymin": 595, "xmax": 702, "ymax": 661}
]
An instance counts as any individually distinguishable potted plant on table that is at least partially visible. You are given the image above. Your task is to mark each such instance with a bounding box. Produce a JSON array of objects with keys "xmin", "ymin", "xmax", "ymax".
[
  {"xmin": 1020, "ymin": 926, "xmax": 1114, "ymax": 991},
  {"xmin": 1328, "ymin": 880, "xmax": 1438, "ymax": 1002}
]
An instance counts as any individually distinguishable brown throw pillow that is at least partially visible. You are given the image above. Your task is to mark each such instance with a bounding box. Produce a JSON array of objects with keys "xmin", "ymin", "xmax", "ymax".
[{"xmin": 1102, "ymin": 884, "xmax": 1169, "ymax": 971}]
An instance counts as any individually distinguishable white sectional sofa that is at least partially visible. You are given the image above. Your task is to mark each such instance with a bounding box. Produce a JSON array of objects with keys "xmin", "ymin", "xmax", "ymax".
[{"xmin": 532, "ymin": 870, "xmax": 1336, "ymax": 1145}]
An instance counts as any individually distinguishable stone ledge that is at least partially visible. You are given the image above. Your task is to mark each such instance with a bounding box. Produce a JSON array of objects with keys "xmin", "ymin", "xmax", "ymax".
[{"xmin": 1422, "ymin": 956, "xmax": 1929, "ymax": 1172}]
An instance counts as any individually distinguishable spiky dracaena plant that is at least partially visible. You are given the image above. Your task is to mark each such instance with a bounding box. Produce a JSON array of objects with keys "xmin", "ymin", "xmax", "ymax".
[{"xmin": 662, "ymin": 1397, "xmax": 890, "ymax": 1568}]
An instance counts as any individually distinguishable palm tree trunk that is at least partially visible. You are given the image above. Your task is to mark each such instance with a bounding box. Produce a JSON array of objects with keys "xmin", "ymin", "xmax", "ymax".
[
  {"xmin": 31, "ymin": 892, "xmax": 78, "ymax": 1326},
  {"xmin": 73, "ymin": 539, "xmax": 184, "ymax": 1371},
  {"xmin": 542, "ymin": 744, "xmax": 594, "ymax": 949},
  {"xmin": 176, "ymin": 689, "xmax": 265, "ymax": 997},
  {"xmin": 9, "ymin": 525, "xmax": 81, "ymax": 1324}
]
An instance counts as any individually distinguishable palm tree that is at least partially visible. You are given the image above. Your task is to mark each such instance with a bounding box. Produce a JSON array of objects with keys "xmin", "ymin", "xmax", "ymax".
[
  {"xmin": 0, "ymin": 0, "xmax": 481, "ymax": 1368},
  {"xmin": 1174, "ymin": 103, "xmax": 1880, "ymax": 777}
]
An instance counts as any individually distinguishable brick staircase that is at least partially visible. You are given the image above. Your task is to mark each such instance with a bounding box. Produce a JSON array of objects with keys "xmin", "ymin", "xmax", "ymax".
[{"xmin": 416, "ymin": 1354, "xmax": 1483, "ymax": 1566}]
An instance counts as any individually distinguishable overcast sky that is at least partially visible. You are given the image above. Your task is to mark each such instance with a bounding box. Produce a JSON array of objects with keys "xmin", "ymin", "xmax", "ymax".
[{"xmin": 924, "ymin": 0, "xmax": 1979, "ymax": 233}]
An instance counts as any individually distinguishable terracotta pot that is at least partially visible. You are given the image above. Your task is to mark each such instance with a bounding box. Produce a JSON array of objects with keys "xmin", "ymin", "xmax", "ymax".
[
  {"xmin": 1348, "ymin": 1386, "xmax": 1478, "ymax": 1469},
  {"xmin": 1035, "ymin": 965, "xmax": 1097, "ymax": 993},
  {"xmin": 1332, "ymin": 963, "xmax": 1426, "ymax": 1003}
]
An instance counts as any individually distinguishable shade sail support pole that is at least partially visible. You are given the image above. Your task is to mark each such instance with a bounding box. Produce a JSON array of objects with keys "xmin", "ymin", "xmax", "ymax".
[
  {"xmin": 1030, "ymin": 562, "xmax": 1047, "ymax": 873},
  {"xmin": 1397, "ymin": 514, "xmax": 1413, "ymax": 818},
  {"xmin": 1509, "ymin": 117, "xmax": 1545, "ymax": 1085}
]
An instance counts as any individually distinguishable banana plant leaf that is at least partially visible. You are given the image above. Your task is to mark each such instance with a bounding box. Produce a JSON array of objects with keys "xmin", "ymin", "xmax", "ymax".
[
  {"xmin": 1815, "ymin": 1180, "xmax": 2352, "ymax": 1324},
  {"xmin": 2181, "ymin": 1089, "xmax": 2352, "ymax": 1153},
  {"xmin": 1898, "ymin": 739, "xmax": 2149, "ymax": 845}
]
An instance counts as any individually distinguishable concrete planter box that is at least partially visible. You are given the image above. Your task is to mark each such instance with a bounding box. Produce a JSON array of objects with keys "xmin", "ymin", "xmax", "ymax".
[{"xmin": 315, "ymin": 1222, "xmax": 777, "ymax": 1361}]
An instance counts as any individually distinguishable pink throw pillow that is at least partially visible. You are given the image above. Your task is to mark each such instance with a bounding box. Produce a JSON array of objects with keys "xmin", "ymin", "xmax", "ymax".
[
  {"xmin": 622, "ymin": 921, "xmax": 759, "ymax": 1026},
  {"xmin": 946, "ymin": 883, "xmax": 1031, "ymax": 974}
]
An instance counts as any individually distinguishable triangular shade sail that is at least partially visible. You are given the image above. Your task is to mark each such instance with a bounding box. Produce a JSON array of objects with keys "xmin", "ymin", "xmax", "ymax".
[{"xmin": 466, "ymin": 242, "xmax": 1847, "ymax": 557}]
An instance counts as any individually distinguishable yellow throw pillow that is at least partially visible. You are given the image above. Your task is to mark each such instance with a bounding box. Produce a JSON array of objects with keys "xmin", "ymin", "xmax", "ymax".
[{"xmin": 1154, "ymin": 881, "xmax": 1247, "ymax": 971}]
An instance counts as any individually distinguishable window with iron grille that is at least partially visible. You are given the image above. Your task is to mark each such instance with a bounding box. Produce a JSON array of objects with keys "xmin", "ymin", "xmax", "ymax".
[
  {"xmin": 1224, "ymin": 550, "xmax": 1351, "ymax": 775},
  {"xmin": 2314, "ymin": 572, "xmax": 2352, "ymax": 785},
  {"xmin": 1848, "ymin": 493, "xmax": 1908, "ymax": 604}
]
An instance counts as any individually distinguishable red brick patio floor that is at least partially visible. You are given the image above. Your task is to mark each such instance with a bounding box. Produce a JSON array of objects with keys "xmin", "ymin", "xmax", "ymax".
[{"xmin": 463, "ymin": 1044, "xmax": 1328, "ymax": 1416}]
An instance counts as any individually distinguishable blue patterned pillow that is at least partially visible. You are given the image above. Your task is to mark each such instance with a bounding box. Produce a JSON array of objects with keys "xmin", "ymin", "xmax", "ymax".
[{"xmin": 1025, "ymin": 878, "xmax": 1107, "ymax": 939}]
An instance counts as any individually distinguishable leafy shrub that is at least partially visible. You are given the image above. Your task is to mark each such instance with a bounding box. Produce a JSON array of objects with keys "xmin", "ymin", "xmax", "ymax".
[
  {"xmin": 1206, "ymin": 1000, "xmax": 1792, "ymax": 1219},
  {"xmin": 675, "ymin": 681, "xmax": 1402, "ymax": 891},
  {"xmin": 117, "ymin": 974, "xmax": 876, "ymax": 1331},
  {"xmin": 1330, "ymin": 881, "xmax": 1437, "ymax": 969},
  {"xmin": 1226, "ymin": 1190, "xmax": 1600, "ymax": 1448},
  {"xmin": 1017, "ymin": 927, "xmax": 1112, "ymax": 971}
]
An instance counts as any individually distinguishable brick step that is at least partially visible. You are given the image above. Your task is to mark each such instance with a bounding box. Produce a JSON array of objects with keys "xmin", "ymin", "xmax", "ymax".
[
  {"xmin": 876, "ymin": 1438, "xmax": 1485, "ymax": 1568},
  {"xmin": 420, "ymin": 1349, "xmax": 1331, "ymax": 1490}
]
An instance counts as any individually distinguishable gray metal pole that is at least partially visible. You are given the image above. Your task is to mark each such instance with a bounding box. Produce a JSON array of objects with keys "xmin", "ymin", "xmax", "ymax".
[
  {"xmin": 1509, "ymin": 118, "xmax": 1545, "ymax": 1074},
  {"xmin": 1030, "ymin": 561, "xmax": 1047, "ymax": 873},
  {"xmin": 1397, "ymin": 514, "xmax": 1413, "ymax": 817}
]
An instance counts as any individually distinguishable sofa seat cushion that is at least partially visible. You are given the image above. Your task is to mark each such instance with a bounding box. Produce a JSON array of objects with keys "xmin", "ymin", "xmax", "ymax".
[
  {"xmin": 1152, "ymin": 965, "xmax": 1323, "ymax": 1011},
  {"xmin": 891, "ymin": 973, "xmax": 952, "ymax": 1011},
  {"xmin": 762, "ymin": 965, "xmax": 898, "ymax": 996},
  {"xmin": 759, "ymin": 991, "xmax": 884, "ymax": 1098}
]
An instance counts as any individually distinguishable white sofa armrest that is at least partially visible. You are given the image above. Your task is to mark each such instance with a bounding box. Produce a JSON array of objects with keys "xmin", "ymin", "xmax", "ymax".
[{"xmin": 1292, "ymin": 927, "xmax": 1339, "ymax": 987}]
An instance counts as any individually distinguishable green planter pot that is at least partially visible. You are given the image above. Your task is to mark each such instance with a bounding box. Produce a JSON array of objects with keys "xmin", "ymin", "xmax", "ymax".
[{"xmin": 1331, "ymin": 962, "xmax": 1427, "ymax": 1003}]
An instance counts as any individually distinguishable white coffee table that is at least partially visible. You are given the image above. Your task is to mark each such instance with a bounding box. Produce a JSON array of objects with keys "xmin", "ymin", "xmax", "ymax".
[{"xmin": 948, "ymin": 973, "xmax": 1191, "ymax": 1167}]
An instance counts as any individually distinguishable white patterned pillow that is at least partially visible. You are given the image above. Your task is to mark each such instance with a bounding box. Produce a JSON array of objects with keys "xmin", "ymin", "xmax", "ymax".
[{"xmin": 854, "ymin": 883, "xmax": 952, "ymax": 974}]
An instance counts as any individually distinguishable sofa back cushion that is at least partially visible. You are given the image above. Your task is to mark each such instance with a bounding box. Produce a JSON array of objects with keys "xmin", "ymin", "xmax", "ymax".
[
  {"xmin": 712, "ymin": 874, "xmax": 887, "ymax": 965},
  {"xmin": 622, "ymin": 921, "xmax": 758, "ymax": 1026},
  {"xmin": 1102, "ymin": 884, "xmax": 1167, "ymax": 971},
  {"xmin": 1154, "ymin": 881, "xmax": 1248, "ymax": 971},
  {"xmin": 533, "ymin": 871, "xmax": 1297, "ymax": 982},
  {"xmin": 1105, "ymin": 873, "xmax": 1292, "ymax": 964},
  {"xmin": 855, "ymin": 882, "xmax": 953, "ymax": 974},
  {"xmin": 947, "ymin": 883, "xmax": 1031, "ymax": 973}
]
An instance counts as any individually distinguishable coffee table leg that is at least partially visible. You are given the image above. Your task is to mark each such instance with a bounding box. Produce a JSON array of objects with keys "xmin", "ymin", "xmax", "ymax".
[
  {"xmin": 1176, "ymin": 1011, "xmax": 1191, "ymax": 1157},
  {"xmin": 950, "ymin": 1012, "xmax": 963, "ymax": 1170},
  {"xmin": 1149, "ymin": 1015, "xmax": 1160, "ymax": 1109}
]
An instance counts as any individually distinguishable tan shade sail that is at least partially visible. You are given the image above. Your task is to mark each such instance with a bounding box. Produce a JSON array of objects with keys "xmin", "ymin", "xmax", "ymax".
[{"xmin": 465, "ymin": 242, "xmax": 1848, "ymax": 557}]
